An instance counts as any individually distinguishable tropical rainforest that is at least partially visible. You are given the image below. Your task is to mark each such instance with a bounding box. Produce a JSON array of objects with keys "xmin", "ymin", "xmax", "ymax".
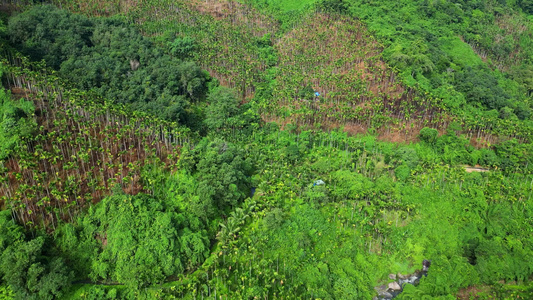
[{"xmin": 0, "ymin": 0, "xmax": 532, "ymax": 299}]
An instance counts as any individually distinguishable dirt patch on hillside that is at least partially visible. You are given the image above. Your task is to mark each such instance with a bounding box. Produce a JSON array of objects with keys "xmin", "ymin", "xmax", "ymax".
[
  {"xmin": 266, "ymin": 12, "xmax": 442, "ymax": 136},
  {"xmin": 456, "ymin": 285, "xmax": 492, "ymax": 299},
  {"xmin": 463, "ymin": 165, "xmax": 490, "ymax": 173},
  {"xmin": 189, "ymin": 0, "xmax": 279, "ymax": 37}
]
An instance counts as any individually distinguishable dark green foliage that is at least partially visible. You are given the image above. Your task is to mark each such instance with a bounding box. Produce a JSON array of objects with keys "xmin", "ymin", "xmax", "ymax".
[
  {"xmin": 8, "ymin": 5, "xmax": 210, "ymax": 125},
  {"xmin": 7, "ymin": 5, "xmax": 93, "ymax": 69},
  {"xmin": 190, "ymin": 138, "xmax": 253, "ymax": 215},
  {"xmin": 298, "ymin": 84, "xmax": 315, "ymax": 100},
  {"xmin": 419, "ymin": 127, "xmax": 439, "ymax": 144},
  {"xmin": 0, "ymin": 210, "xmax": 24, "ymax": 252},
  {"xmin": 53, "ymin": 223, "xmax": 100, "ymax": 280},
  {"xmin": 518, "ymin": 0, "xmax": 533, "ymax": 14},
  {"xmin": 169, "ymin": 36, "xmax": 197, "ymax": 59},
  {"xmin": 205, "ymin": 87, "xmax": 240, "ymax": 131},
  {"xmin": 453, "ymin": 66, "xmax": 511, "ymax": 112},
  {"xmin": 0, "ymin": 211, "xmax": 73, "ymax": 300},
  {"xmin": 392, "ymin": 147, "xmax": 419, "ymax": 169},
  {"xmin": 317, "ymin": 0, "xmax": 349, "ymax": 13}
]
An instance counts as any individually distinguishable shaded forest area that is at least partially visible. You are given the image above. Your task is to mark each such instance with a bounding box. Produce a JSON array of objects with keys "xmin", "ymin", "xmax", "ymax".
[{"xmin": 0, "ymin": 0, "xmax": 532, "ymax": 299}]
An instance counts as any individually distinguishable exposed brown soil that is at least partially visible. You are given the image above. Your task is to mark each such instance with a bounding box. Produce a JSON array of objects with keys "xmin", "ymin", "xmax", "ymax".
[
  {"xmin": 342, "ymin": 122, "xmax": 368, "ymax": 136},
  {"xmin": 189, "ymin": 0, "xmax": 279, "ymax": 36},
  {"xmin": 0, "ymin": 3, "xmax": 18, "ymax": 14},
  {"xmin": 263, "ymin": 12, "xmax": 445, "ymax": 140},
  {"xmin": 456, "ymin": 285, "xmax": 492, "ymax": 299},
  {"xmin": 96, "ymin": 233, "xmax": 108, "ymax": 247},
  {"xmin": 275, "ymin": 13, "xmax": 401, "ymax": 101}
]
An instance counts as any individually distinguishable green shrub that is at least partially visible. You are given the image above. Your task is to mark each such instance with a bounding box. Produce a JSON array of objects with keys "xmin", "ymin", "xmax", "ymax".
[{"xmin": 419, "ymin": 127, "xmax": 439, "ymax": 144}]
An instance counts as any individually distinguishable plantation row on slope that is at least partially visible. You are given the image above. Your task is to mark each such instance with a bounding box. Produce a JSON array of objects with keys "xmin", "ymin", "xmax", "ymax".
[{"xmin": 0, "ymin": 54, "xmax": 193, "ymax": 229}]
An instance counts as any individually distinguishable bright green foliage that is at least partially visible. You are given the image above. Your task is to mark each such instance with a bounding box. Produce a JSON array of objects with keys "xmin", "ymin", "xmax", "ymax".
[
  {"xmin": 0, "ymin": 87, "xmax": 36, "ymax": 160},
  {"xmin": 171, "ymin": 128, "xmax": 532, "ymax": 299},
  {"xmin": 0, "ymin": 284, "xmax": 14, "ymax": 299},
  {"xmin": 52, "ymin": 189, "xmax": 213, "ymax": 291},
  {"xmin": 75, "ymin": 194, "xmax": 209, "ymax": 289},
  {"xmin": 330, "ymin": 170, "xmax": 373, "ymax": 201},
  {"xmin": 258, "ymin": 204, "xmax": 373, "ymax": 299},
  {"xmin": 252, "ymin": 0, "xmax": 318, "ymax": 12}
]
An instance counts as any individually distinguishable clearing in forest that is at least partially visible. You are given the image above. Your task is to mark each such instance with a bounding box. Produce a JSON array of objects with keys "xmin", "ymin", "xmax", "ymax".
[{"xmin": 263, "ymin": 12, "xmax": 444, "ymax": 135}]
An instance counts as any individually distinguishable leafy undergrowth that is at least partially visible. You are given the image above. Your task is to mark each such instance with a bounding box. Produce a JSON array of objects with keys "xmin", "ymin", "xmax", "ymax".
[
  {"xmin": 253, "ymin": 0, "xmax": 318, "ymax": 13},
  {"xmin": 466, "ymin": 8, "xmax": 533, "ymax": 71},
  {"xmin": 57, "ymin": 130, "xmax": 533, "ymax": 299}
]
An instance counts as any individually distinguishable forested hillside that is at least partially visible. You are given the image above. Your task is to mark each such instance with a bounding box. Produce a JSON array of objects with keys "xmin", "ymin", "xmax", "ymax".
[{"xmin": 0, "ymin": 0, "xmax": 532, "ymax": 299}]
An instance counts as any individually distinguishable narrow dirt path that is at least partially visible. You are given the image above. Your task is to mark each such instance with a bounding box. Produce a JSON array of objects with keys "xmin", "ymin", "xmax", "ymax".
[{"xmin": 462, "ymin": 165, "xmax": 490, "ymax": 173}]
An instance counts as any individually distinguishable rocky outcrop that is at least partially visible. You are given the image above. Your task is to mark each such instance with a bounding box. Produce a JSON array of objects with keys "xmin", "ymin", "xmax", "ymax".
[
  {"xmin": 388, "ymin": 282, "xmax": 401, "ymax": 291},
  {"xmin": 373, "ymin": 260, "xmax": 431, "ymax": 300}
]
